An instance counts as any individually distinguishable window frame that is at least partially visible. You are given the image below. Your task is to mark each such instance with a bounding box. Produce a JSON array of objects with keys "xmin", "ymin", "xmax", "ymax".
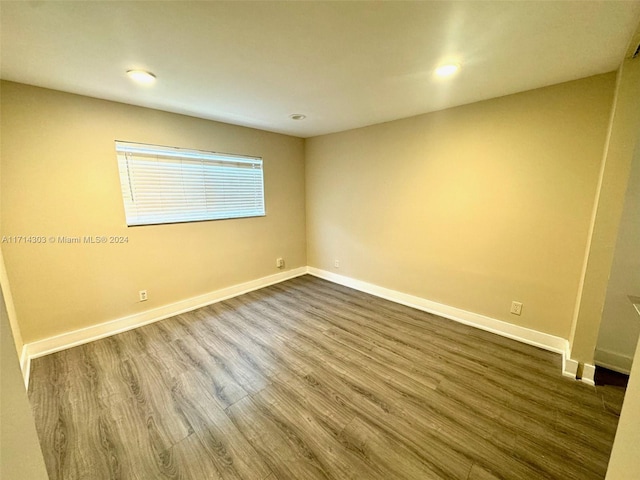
[{"xmin": 115, "ymin": 141, "xmax": 266, "ymax": 227}]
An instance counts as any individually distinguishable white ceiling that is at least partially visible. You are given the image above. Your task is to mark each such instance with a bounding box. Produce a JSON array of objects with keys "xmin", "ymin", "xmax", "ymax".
[{"xmin": 1, "ymin": 1, "xmax": 639, "ymax": 138}]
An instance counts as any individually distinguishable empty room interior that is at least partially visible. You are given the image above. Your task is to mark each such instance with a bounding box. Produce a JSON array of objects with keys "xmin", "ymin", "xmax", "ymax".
[{"xmin": 2, "ymin": 2, "xmax": 640, "ymax": 479}]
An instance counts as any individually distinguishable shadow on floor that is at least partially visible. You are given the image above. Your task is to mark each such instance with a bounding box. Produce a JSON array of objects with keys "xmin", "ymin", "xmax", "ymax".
[{"xmin": 594, "ymin": 366, "xmax": 629, "ymax": 416}]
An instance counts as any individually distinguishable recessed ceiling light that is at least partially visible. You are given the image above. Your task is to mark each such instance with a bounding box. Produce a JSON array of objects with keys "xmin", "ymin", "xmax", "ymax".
[
  {"xmin": 435, "ymin": 63, "xmax": 460, "ymax": 77},
  {"xmin": 289, "ymin": 114, "xmax": 306, "ymax": 120},
  {"xmin": 126, "ymin": 70, "xmax": 156, "ymax": 84}
]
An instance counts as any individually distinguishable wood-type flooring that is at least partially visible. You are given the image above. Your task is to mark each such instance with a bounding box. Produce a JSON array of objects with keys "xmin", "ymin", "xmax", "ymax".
[{"xmin": 28, "ymin": 275, "xmax": 623, "ymax": 480}]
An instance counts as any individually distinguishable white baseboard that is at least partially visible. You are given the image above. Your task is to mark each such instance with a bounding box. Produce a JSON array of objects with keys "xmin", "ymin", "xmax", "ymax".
[
  {"xmin": 581, "ymin": 363, "xmax": 596, "ymax": 386},
  {"xmin": 563, "ymin": 354, "xmax": 579, "ymax": 379},
  {"xmin": 308, "ymin": 268, "xmax": 593, "ymax": 383},
  {"xmin": 21, "ymin": 266, "xmax": 591, "ymax": 389},
  {"xmin": 307, "ymin": 267, "xmax": 569, "ymax": 355},
  {"xmin": 21, "ymin": 267, "xmax": 306, "ymax": 387},
  {"xmin": 20, "ymin": 345, "xmax": 30, "ymax": 389},
  {"xmin": 594, "ymin": 347, "xmax": 633, "ymax": 375}
]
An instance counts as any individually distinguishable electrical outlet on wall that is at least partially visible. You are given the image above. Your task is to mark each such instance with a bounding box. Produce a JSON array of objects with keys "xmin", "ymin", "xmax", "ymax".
[
  {"xmin": 139, "ymin": 290, "xmax": 148, "ymax": 302},
  {"xmin": 510, "ymin": 301, "xmax": 523, "ymax": 316},
  {"xmin": 334, "ymin": 259, "xmax": 340, "ymax": 268},
  {"xmin": 276, "ymin": 257, "xmax": 284, "ymax": 269}
]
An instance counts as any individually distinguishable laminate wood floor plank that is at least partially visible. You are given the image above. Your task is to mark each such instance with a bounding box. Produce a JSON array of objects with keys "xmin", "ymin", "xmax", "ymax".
[
  {"xmin": 29, "ymin": 364, "xmax": 81, "ymax": 479},
  {"xmin": 99, "ymin": 392, "xmax": 178, "ymax": 480},
  {"xmin": 29, "ymin": 275, "xmax": 622, "ymax": 480},
  {"xmin": 269, "ymin": 371, "xmax": 355, "ymax": 433},
  {"xmin": 279, "ymin": 290, "xmax": 499, "ymax": 379},
  {"xmin": 283, "ymin": 277, "xmax": 559, "ymax": 368},
  {"xmin": 291, "ymin": 286, "xmax": 608, "ymax": 429},
  {"xmin": 277, "ymin": 280, "xmax": 588, "ymax": 395},
  {"xmin": 218, "ymin": 282, "xmax": 616, "ymax": 480},
  {"xmin": 268, "ymin": 284, "xmax": 608, "ymax": 480},
  {"xmin": 438, "ymin": 377, "xmax": 609, "ymax": 464},
  {"xmin": 467, "ymin": 464, "xmax": 502, "ymax": 480},
  {"xmin": 322, "ymin": 365, "xmax": 551, "ymax": 479},
  {"xmin": 169, "ymin": 372, "xmax": 272, "ymax": 480},
  {"xmin": 301, "ymin": 366, "xmax": 477, "ymax": 479},
  {"xmin": 221, "ymin": 296, "xmax": 444, "ymax": 398},
  {"xmin": 397, "ymin": 379, "xmax": 601, "ymax": 480},
  {"xmin": 225, "ymin": 396, "xmax": 332, "ymax": 480},
  {"xmin": 301, "ymin": 279, "xmax": 593, "ymax": 407},
  {"xmin": 162, "ymin": 337, "xmax": 249, "ymax": 410},
  {"xmin": 183, "ymin": 310, "xmax": 274, "ymax": 393},
  {"xmin": 202, "ymin": 303, "xmax": 312, "ymax": 378},
  {"xmin": 337, "ymin": 416, "xmax": 448, "ymax": 480},
  {"xmin": 254, "ymin": 386, "xmax": 386, "ymax": 480},
  {"xmin": 224, "ymin": 284, "xmax": 616, "ymax": 478}
]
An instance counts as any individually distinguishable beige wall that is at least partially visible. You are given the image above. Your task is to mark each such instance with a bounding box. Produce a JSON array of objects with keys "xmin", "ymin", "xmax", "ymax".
[
  {"xmin": 0, "ymin": 44, "xmax": 635, "ymax": 480},
  {"xmin": 595, "ymin": 139, "xmax": 640, "ymax": 373},
  {"xmin": 0, "ymin": 250, "xmax": 49, "ymax": 480},
  {"xmin": 0, "ymin": 171, "xmax": 24, "ymax": 356},
  {"xmin": 570, "ymin": 53, "xmax": 640, "ymax": 364},
  {"xmin": 0, "ymin": 81, "xmax": 306, "ymax": 344},
  {"xmin": 0, "ymin": 251, "xmax": 23, "ymax": 357},
  {"xmin": 306, "ymin": 73, "xmax": 615, "ymax": 339},
  {"xmin": 605, "ymin": 318, "xmax": 640, "ymax": 480}
]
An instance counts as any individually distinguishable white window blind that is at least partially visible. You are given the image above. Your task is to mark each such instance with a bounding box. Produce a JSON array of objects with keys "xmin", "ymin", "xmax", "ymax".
[{"xmin": 115, "ymin": 141, "xmax": 265, "ymax": 226}]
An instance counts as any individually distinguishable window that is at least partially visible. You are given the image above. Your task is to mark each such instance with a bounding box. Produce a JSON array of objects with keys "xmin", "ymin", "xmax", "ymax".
[{"xmin": 115, "ymin": 141, "xmax": 265, "ymax": 226}]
